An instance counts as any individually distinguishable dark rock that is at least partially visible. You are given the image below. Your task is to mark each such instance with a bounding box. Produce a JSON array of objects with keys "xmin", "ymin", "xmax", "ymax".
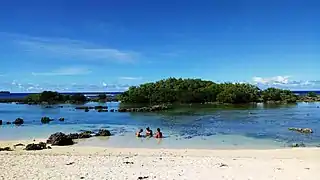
[
  {"xmin": 124, "ymin": 161, "xmax": 134, "ymax": 164},
  {"xmin": 95, "ymin": 129, "xmax": 111, "ymax": 136},
  {"xmin": 118, "ymin": 105, "xmax": 171, "ymax": 113},
  {"xmin": 118, "ymin": 108, "xmax": 127, "ymax": 112},
  {"xmin": 41, "ymin": 117, "xmax": 53, "ymax": 124},
  {"xmin": 97, "ymin": 109, "xmax": 108, "ymax": 112},
  {"xmin": 85, "ymin": 108, "xmax": 89, "ymax": 112},
  {"xmin": 67, "ymin": 133, "xmax": 80, "ymax": 139},
  {"xmin": 13, "ymin": 143, "xmax": 25, "ymax": 148},
  {"xmin": 94, "ymin": 106, "xmax": 108, "ymax": 110},
  {"xmin": 0, "ymin": 147, "xmax": 12, "ymax": 151},
  {"xmin": 137, "ymin": 176, "xmax": 149, "ymax": 180},
  {"xmin": 59, "ymin": 117, "xmax": 65, "ymax": 121},
  {"xmin": 75, "ymin": 106, "xmax": 94, "ymax": 110},
  {"xmin": 6, "ymin": 122, "xmax": 11, "ymax": 124},
  {"xmin": 47, "ymin": 132, "xmax": 74, "ymax": 146},
  {"xmin": 218, "ymin": 163, "xmax": 229, "ymax": 168},
  {"xmin": 67, "ymin": 131, "xmax": 92, "ymax": 139},
  {"xmin": 66, "ymin": 162, "xmax": 75, "ymax": 165},
  {"xmin": 0, "ymin": 120, "xmax": 2, "ymax": 125},
  {"xmin": 13, "ymin": 118, "xmax": 24, "ymax": 125},
  {"xmin": 291, "ymin": 143, "xmax": 306, "ymax": 147},
  {"xmin": 288, "ymin": 127, "xmax": 313, "ymax": 134},
  {"xmin": 110, "ymin": 109, "xmax": 115, "ymax": 112},
  {"xmin": 47, "ymin": 146, "xmax": 52, "ymax": 149},
  {"xmin": 25, "ymin": 142, "xmax": 47, "ymax": 150}
]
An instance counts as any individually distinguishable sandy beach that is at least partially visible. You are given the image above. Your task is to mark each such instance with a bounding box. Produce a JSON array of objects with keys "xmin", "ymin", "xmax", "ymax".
[{"xmin": 0, "ymin": 140, "xmax": 319, "ymax": 180}]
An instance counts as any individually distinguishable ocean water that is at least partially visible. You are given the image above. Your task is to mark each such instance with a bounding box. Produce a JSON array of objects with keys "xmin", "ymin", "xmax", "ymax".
[{"xmin": 0, "ymin": 102, "xmax": 320, "ymax": 149}]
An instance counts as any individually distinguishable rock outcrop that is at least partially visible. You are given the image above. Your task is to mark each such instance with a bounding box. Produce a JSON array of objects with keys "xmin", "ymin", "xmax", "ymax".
[
  {"xmin": 288, "ymin": 128, "xmax": 313, "ymax": 134},
  {"xmin": 13, "ymin": 118, "xmax": 24, "ymax": 125},
  {"xmin": 24, "ymin": 142, "xmax": 47, "ymax": 150},
  {"xmin": 97, "ymin": 109, "xmax": 108, "ymax": 112},
  {"xmin": 41, "ymin": 117, "xmax": 53, "ymax": 124},
  {"xmin": 0, "ymin": 120, "xmax": 2, "ymax": 125},
  {"xmin": 291, "ymin": 143, "xmax": 306, "ymax": 147},
  {"xmin": 95, "ymin": 129, "xmax": 111, "ymax": 136},
  {"xmin": 94, "ymin": 106, "xmax": 108, "ymax": 110},
  {"xmin": 59, "ymin": 117, "xmax": 65, "ymax": 121},
  {"xmin": 118, "ymin": 105, "xmax": 171, "ymax": 113},
  {"xmin": 67, "ymin": 131, "xmax": 93, "ymax": 139},
  {"xmin": 0, "ymin": 147, "xmax": 12, "ymax": 151},
  {"xmin": 47, "ymin": 132, "xmax": 74, "ymax": 146}
]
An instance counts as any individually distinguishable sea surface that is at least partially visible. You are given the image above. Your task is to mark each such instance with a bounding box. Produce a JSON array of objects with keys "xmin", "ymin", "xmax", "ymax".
[{"xmin": 0, "ymin": 102, "xmax": 320, "ymax": 149}]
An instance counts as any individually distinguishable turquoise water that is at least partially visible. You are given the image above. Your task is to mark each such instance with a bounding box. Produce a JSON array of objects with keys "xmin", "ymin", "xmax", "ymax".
[{"xmin": 0, "ymin": 102, "xmax": 320, "ymax": 149}]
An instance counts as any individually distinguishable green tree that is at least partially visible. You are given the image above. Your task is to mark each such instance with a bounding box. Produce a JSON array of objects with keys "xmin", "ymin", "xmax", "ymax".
[
  {"xmin": 24, "ymin": 94, "xmax": 41, "ymax": 103},
  {"xmin": 261, "ymin": 88, "xmax": 297, "ymax": 103},
  {"xmin": 69, "ymin": 93, "xmax": 87, "ymax": 103},
  {"xmin": 98, "ymin": 94, "xmax": 107, "ymax": 101},
  {"xmin": 307, "ymin": 92, "xmax": 317, "ymax": 97}
]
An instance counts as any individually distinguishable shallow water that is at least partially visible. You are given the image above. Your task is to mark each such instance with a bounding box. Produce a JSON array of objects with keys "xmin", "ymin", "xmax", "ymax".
[{"xmin": 0, "ymin": 102, "xmax": 320, "ymax": 149}]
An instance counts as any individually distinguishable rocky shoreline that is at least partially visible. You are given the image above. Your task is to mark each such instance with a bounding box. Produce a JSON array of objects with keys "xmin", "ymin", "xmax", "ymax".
[
  {"xmin": 0, "ymin": 129, "xmax": 112, "ymax": 151},
  {"xmin": 75, "ymin": 104, "xmax": 171, "ymax": 113}
]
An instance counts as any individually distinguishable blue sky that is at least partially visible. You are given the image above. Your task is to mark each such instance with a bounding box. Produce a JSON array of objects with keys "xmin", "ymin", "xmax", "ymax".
[{"xmin": 0, "ymin": 0, "xmax": 319, "ymax": 92}]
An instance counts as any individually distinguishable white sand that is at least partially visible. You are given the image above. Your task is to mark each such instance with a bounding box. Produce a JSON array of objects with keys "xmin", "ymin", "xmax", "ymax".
[{"xmin": 1, "ymin": 139, "xmax": 320, "ymax": 180}]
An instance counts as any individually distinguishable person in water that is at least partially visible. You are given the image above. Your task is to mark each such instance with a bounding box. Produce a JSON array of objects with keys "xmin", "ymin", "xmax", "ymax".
[
  {"xmin": 155, "ymin": 128, "xmax": 163, "ymax": 138},
  {"xmin": 145, "ymin": 127, "xmax": 153, "ymax": 137},
  {"xmin": 136, "ymin": 129, "xmax": 143, "ymax": 137}
]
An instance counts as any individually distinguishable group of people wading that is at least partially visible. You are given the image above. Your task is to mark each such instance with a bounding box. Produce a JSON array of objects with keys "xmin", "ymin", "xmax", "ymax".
[{"xmin": 136, "ymin": 127, "xmax": 163, "ymax": 138}]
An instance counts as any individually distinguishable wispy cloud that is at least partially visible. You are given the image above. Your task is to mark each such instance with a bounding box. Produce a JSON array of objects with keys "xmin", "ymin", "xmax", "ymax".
[
  {"xmin": 3, "ymin": 80, "xmax": 131, "ymax": 92},
  {"xmin": 2, "ymin": 32, "xmax": 138, "ymax": 63},
  {"xmin": 32, "ymin": 67, "xmax": 92, "ymax": 76},
  {"xmin": 118, "ymin": 76, "xmax": 142, "ymax": 80}
]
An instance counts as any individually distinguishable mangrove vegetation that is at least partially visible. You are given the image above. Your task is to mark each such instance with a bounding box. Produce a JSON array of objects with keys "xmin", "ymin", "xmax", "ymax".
[{"xmin": 118, "ymin": 78, "xmax": 298, "ymax": 104}]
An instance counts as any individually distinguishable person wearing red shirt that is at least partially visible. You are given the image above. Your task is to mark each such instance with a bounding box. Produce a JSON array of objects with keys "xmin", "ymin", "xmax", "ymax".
[{"xmin": 155, "ymin": 128, "xmax": 163, "ymax": 138}]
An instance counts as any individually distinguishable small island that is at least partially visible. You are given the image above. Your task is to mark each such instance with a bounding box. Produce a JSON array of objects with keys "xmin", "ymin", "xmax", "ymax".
[
  {"xmin": 118, "ymin": 78, "xmax": 299, "ymax": 104},
  {"xmin": 24, "ymin": 91, "xmax": 88, "ymax": 104}
]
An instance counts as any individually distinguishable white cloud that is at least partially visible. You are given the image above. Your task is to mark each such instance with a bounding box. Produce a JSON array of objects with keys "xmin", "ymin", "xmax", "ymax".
[
  {"xmin": 118, "ymin": 76, "xmax": 142, "ymax": 80},
  {"xmin": 3, "ymin": 32, "xmax": 138, "ymax": 63},
  {"xmin": 32, "ymin": 67, "xmax": 91, "ymax": 76},
  {"xmin": 252, "ymin": 76, "xmax": 290, "ymax": 85},
  {"xmin": 251, "ymin": 76, "xmax": 320, "ymax": 90}
]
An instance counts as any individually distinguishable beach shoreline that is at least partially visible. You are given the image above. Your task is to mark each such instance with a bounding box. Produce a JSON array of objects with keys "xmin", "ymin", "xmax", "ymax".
[{"xmin": 1, "ymin": 139, "xmax": 320, "ymax": 180}]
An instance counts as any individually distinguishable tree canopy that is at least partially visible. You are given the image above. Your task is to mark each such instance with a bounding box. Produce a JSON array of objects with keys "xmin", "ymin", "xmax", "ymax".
[
  {"xmin": 117, "ymin": 78, "xmax": 298, "ymax": 104},
  {"xmin": 306, "ymin": 92, "xmax": 317, "ymax": 97}
]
